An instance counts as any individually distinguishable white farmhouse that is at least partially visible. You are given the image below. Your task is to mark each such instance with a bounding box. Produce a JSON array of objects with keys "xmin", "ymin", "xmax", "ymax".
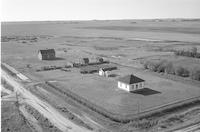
[{"xmin": 118, "ymin": 74, "xmax": 145, "ymax": 92}]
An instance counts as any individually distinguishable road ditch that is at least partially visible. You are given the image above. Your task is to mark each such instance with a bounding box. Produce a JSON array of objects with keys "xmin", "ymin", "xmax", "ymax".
[{"xmin": 1, "ymin": 66, "xmax": 93, "ymax": 132}]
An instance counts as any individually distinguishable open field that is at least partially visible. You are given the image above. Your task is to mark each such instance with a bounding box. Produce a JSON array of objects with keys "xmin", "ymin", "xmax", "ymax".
[{"xmin": 2, "ymin": 19, "xmax": 200, "ymax": 131}]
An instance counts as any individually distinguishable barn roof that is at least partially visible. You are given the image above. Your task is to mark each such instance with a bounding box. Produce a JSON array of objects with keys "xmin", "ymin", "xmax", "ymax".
[
  {"xmin": 39, "ymin": 49, "xmax": 55, "ymax": 54},
  {"xmin": 118, "ymin": 74, "xmax": 144, "ymax": 84}
]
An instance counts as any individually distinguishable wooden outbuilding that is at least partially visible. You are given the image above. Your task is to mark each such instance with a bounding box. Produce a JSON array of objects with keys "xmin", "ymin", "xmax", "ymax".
[
  {"xmin": 38, "ymin": 49, "xmax": 56, "ymax": 60},
  {"xmin": 81, "ymin": 58, "xmax": 89, "ymax": 64}
]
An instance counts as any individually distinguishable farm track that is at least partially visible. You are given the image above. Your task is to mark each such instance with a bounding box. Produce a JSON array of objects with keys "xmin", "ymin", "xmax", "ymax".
[
  {"xmin": 173, "ymin": 122, "xmax": 200, "ymax": 132},
  {"xmin": 1, "ymin": 68, "xmax": 93, "ymax": 132}
]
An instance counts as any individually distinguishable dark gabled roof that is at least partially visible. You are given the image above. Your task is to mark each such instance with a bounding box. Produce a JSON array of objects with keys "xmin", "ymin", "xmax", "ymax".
[
  {"xmin": 100, "ymin": 67, "xmax": 117, "ymax": 72},
  {"xmin": 83, "ymin": 58, "xmax": 89, "ymax": 60},
  {"xmin": 118, "ymin": 74, "xmax": 145, "ymax": 84},
  {"xmin": 100, "ymin": 68, "xmax": 106, "ymax": 72},
  {"xmin": 39, "ymin": 49, "xmax": 55, "ymax": 54},
  {"xmin": 99, "ymin": 65, "xmax": 117, "ymax": 71}
]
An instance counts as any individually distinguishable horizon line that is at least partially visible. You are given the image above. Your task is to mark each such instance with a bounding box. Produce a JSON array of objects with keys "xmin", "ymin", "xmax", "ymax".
[{"xmin": 2, "ymin": 18, "xmax": 200, "ymax": 23}]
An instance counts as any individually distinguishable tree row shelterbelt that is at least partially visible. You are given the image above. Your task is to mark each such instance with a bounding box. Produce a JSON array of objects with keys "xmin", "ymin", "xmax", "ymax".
[
  {"xmin": 143, "ymin": 59, "xmax": 200, "ymax": 81},
  {"xmin": 174, "ymin": 47, "xmax": 200, "ymax": 59}
]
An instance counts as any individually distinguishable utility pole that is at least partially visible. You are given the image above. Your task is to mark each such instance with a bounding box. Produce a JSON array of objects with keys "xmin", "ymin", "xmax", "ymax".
[
  {"xmin": 16, "ymin": 92, "xmax": 20, "ymax": 113},
  {"xmin": 137, "ymin": 100, "xmax": 140, "ymax": 114},
  {"xmin": 137, "ymin": 99, "xmax": 140, "ymax": 127}
]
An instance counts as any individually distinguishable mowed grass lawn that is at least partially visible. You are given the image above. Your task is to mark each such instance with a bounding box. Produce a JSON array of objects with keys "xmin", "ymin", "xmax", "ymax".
[{"xmin": 33, "ymin": 66, "xmax": 200, "ymax": 116}]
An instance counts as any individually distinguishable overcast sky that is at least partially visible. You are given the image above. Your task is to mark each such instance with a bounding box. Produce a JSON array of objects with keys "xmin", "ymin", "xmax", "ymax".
[{"xmin": 1, "ymin": 0, "xmax": 200, "ymax": 21}]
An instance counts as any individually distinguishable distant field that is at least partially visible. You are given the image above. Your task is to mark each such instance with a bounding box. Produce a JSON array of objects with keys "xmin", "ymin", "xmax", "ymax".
[
  {"xmin": 83, "ymin": 26, "xmax": 200, "ymax": 34},
  {"xmin": 2, "ymin": 20, "xmax": 200, "ymax": 42}
]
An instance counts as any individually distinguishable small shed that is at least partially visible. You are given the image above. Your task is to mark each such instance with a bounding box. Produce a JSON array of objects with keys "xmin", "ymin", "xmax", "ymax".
[
  {"xmin": 99, "ymin": 68, "xmax": 109, "ymax": 77},
  {"xmin": 99, "ymin": 65, "xmax": 117, "ymax": 77},
  {"xmin": 65, "ymin": 62, "xmax": 73, "ymax": 68},
  {"xmin": 118, "ymin": 74, "xmax": 145, "ymax": 92},
  {"xmin": 38, "ymin": 49, "xmax": 56, "ymax": 60},
  {"xmin": 81, "ymin": 58, "xmax": 89, "ymax": 64}
]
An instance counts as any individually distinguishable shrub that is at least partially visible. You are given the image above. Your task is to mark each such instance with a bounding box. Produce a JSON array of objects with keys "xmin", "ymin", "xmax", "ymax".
[
  {"xmin": 191, "ymin": 47, "xmax": 197, "ymax": 54},
  {"xmin": 190, "ymin": 68, "xmax": 200, "ymax": 81},
  {"xmin": 195, "ymin": 53, "xmax": 200, "ymax": 58},
  {"xmin": 147, "ymin": 62, "xmax": 160, "ymax": 72},
  {"xmin": 165, "ymin": 62, "xmax": 175, "ymax": 74},
  {"xmin": 157, "ymin": 60, "xmax": 168, "ymax": 73},
  {"xmin": 143, "ymin": 61, "xmax": 149, "ymax": 69},
  {"xmin": 174, "ymin": 66, "xmax": 189, "ymax": 77},
  {"xmin": 174, "ymin": 47, "xmax": 199, "ymax": 58}
]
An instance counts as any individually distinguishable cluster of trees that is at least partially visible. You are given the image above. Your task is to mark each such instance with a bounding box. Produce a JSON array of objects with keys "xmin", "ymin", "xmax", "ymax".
[
  {"xmin": 174, "ymin": 47, "xmax": 200, "ymax": 58},
  {"xmin": 143, "ymin": 60, "xmax": 200, "ymax": 81}
]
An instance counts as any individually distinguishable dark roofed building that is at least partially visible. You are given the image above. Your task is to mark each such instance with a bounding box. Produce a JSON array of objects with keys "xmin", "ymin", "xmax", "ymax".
[
  {"xmin": 81, "ymin": 58, "xmax": 89, "ymax": 64},
  {"xmin": 118, "ymin": 74, "xmax": 145, "ymax": 92},
  {"xmin": 38, "ymin": 49, "xmax": 56, "ymax": 60}
]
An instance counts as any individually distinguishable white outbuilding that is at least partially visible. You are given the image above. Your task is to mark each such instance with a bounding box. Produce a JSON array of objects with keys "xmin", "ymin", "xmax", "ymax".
[
  {"xmin": 118, "ymin": 74, "xmax": 145, "ymax": 92},
  {"xmin": 99, "ymin": 68, "xmax": 109, "ymax": 77}
]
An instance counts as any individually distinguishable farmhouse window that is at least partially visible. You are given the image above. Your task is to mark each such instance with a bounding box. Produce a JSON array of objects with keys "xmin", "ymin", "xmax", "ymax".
[{"xmin": 140, "ymin": 83, "xmax": 142, "ymax": 88}]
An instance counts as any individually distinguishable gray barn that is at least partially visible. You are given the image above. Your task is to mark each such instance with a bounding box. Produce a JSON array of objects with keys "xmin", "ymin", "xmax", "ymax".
[{"xmin": 38, "ymin": 49, "xmax": 56, "ymax": 60}]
